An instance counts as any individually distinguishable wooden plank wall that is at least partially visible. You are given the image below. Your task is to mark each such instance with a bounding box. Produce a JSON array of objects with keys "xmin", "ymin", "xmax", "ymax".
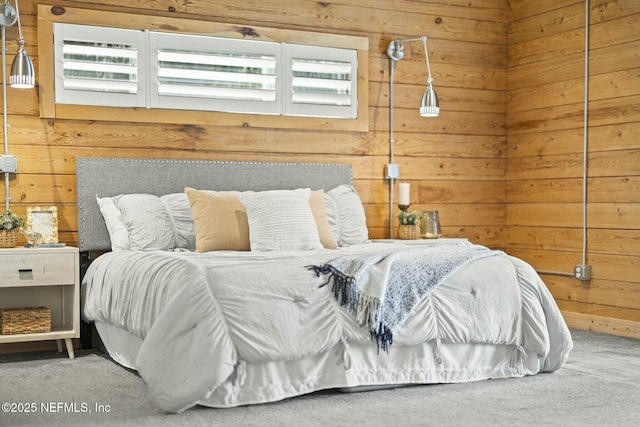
[
  {"xmin": 5, "ymin": 0, "xmax": 639, "ymax": 343},
  {"xmin": 5, "ymin": 0, "xmax": 508, "ymax": 249},
  {"xmin": 507, "ymin": 0, "xmax": 640, "ymax": 338}
]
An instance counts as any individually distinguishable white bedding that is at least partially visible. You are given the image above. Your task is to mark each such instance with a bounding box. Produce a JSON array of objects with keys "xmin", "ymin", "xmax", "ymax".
[{"xmin": 81, "ymin": 241, "xmax": 573, "ymax": 413}]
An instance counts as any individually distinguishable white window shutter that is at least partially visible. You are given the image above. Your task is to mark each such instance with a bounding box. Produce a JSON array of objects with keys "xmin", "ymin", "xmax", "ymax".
[
  {"xmin": 53, "ymin": 23, "xmax": 146, "ymax": 107},
  {"xmin": 53, "ymin": 24, "xmax": 358, "ymax": 120},
  {"xmin": 284, "ymin": 44, "xmax": 358, "ymax": 118},
  {"xmin": 149, "ymin": 32, "xmax": 281, "ymax": 115}
]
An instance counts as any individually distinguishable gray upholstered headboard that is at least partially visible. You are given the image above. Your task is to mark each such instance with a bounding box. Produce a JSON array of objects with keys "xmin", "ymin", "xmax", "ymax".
[{"xmin": 76, "ymin": 158, "xmax": 353, "ymax": 252}]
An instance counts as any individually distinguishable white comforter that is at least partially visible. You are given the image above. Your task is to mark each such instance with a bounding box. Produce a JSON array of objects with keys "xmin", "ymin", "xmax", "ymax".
[{"xmin": 82, "ymin": 241, "xmax": 573, "ymax": 413}]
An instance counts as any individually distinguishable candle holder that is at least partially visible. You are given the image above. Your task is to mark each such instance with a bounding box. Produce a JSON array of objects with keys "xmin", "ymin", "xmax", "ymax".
[
  {"xmin": 420, "ymin": 210, "xmax": 441, "ymax": 239},
  {"xmin": 397, "ymin": 182, "xmax": 411, "ymax": 213}
]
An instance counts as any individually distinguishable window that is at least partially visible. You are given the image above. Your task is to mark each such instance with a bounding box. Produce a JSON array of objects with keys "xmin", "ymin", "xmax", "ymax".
[
  {"xmin": 286, "ymin": 44, "xmax": 357, "ymax": 118},
  {"xmin": 39, "ymin": 4, "xmax": 369, "ymax": 131},
  {"xmin": 149, "ymin": 32, "xmax": 281, "ymax": 115},
  {"xmin": 53, "ymin": 23, "xmax": 358, "ymax": 119},
  {"xmin": 54, "ymin": 24, "xmax": 146, "ymax": 107}
]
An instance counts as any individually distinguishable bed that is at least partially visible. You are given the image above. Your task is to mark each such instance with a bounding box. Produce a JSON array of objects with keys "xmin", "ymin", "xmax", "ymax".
[{"xmin": 77, "ymin": 157, "xmax": 573, "ymax": 413}]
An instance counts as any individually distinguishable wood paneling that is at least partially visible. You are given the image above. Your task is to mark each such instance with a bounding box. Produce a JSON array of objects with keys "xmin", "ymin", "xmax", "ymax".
[
  {"xmin": 5, "ymin": 0, "xmax": 638, "ymax": 341},
  {"xmin": 561, "ymin": 311, "xmax": 640, "ymax": 340},
  {"xmin": 507, "ymin": 0, "xmax": 640, "ymax": 336},
  {"xmin": 507, "ymin": 177, "xmax": 640, "ymax": 203},
  {"xmin": 5, "ymin": 0, "xmax": 508, "ymax": 251}
]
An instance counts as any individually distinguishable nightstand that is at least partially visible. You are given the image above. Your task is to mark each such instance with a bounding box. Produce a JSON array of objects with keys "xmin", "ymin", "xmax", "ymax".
[{"xmin": 0, "ymin": 246, "xmax": 79, "ymax": 359}]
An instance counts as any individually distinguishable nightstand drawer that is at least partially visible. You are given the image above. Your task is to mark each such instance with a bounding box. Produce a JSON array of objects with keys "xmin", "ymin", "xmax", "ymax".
[{"xmin": 0, "ymin": 253, "xmax": 76, "ymax": 286}]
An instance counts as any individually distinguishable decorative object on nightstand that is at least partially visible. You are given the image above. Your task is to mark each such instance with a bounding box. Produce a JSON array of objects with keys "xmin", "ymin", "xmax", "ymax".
[
  {"xmin": 0, "ymin": 306, "xmax": 51, "ymax": 334},
  {"xmin": 26, "ymin": 206, "xmax": 58, "ymax": 244},
  {"xmin": 421, "ymin": 210, "xmax": 441, "ymax": 239},
  {"xmin": 398, "ymin": 182, "xmax": 411, "ymax": 212},
  {"xmin": 20, "ymin": 227, "xmax": 43, "ymax": 246},
  {"xmin": 0, "ymin": 227, "xmax": 17, "ymax": 247},
  {"xmin": 396, "ymin": 182, "xmax": 421, "ymax": 239},
  {"xmin": 397, "ymin": 209, "xmax": 422, "ymax": 240},
  {"xmin": 0, "ymin": 209, "xmax": 24, "ymax": 247}
]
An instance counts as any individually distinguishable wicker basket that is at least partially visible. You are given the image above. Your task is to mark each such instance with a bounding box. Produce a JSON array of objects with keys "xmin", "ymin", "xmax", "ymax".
[
  {"xmin": 0, "ymin": 229, "xmax": 19, "ymax": 248},
  {"xmin": 398, "ymin": 224, "xmax": 420, "ymax": 240},
  {"xmin": 0, "ymin": 307, "xmax": 52, "ymax": 335}
]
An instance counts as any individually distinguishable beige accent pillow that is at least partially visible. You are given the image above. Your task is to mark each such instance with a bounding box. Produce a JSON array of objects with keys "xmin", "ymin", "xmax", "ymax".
[
  {"xmin": 309, "ymin": 189, "xmax": 338, "ymax": 249},
  {"xmin": 185, "ymin": 188, "xmax": 250, "ymax": 252}
]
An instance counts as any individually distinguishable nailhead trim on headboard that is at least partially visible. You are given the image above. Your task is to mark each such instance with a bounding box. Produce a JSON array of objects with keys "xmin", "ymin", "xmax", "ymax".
[{"xmin": 76, "ymin": 157, "xmax": 353, "ymax": 252}]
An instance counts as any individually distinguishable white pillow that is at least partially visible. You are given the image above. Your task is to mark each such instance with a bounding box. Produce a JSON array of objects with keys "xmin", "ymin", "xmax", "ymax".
[
  {"xmin": 96, "ymin": 196, "xmax": 130, "ymax": 251},
  {"xmin": 160, "ymin": 193, "xmax": 196, "ymax": 250},
  {"xmin": 323, "ymin": 193, "xmax": 340, "ymax": 243},
  {"xmin": 112, "ymin": 194, "xmax": 176, "ymax": 250},
  {"xmin": 326, "ymin": 185, "xmax": 369, "ymax": 246},
  {"xmin": 96, "ymin": 193, "xmax": 196, "ymax": 251},
  {"xmin": 238, "ymin": 189, "xmax": 323, "ymax": 251}
]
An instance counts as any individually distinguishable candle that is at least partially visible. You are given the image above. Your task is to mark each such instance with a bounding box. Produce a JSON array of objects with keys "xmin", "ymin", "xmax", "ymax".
[{"xmin": 398, "ymin": 183, "xmax": 410, "ymax": 206}]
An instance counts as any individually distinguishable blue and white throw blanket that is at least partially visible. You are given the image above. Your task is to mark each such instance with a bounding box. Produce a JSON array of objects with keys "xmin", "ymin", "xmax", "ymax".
[{"xmin": 308, "ymin": 243, "xmax": 504, "ymax": 352}]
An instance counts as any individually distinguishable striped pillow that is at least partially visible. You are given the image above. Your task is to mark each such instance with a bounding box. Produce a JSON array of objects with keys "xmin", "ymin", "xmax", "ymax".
[{"xmin": 238, "ymin": 189, "xmax": 323, "ymax": 251}]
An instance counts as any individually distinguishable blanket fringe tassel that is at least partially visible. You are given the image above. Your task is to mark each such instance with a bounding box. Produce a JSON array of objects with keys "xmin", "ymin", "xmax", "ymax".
[
  {"xmin": 307, "ymin": 264, "xmax": 357, "ymax": 308},
  {"xmin": 307, "ymin": 264, "xmax": 393, "ymax": 353},
  {"xmin": 371, "ymin": 322, "xmax": 393, "ymax": 354}
]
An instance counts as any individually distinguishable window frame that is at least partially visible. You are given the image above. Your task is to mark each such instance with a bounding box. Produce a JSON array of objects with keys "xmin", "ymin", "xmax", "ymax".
[{"xmin": 38, "ymin": 4, "xmax": 369, "ymax": 132}]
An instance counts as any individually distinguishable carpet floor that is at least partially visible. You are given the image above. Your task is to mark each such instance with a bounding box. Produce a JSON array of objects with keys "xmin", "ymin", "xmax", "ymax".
[{"xmin": 1, "ymin": 329, "xmax": 639, "ymax": 427}]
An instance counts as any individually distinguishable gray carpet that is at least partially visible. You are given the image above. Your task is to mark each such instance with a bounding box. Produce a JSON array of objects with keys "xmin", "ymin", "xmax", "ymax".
[{"xmin": 1, "ymin": 329, "xmax": 639, "ymax": 427}]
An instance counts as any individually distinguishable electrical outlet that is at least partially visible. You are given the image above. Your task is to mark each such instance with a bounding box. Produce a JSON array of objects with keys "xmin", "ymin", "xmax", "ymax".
[
  {"xmin": 0, "ymin": 155, "xmax": 17, "ymax": 173},
  {"xmin": 385, "ymin": 163, "xmax": 400, "ymax": 179},
  {"xmin": 573, "ymin": 264, "xmax": 592, "ymax": 281}
]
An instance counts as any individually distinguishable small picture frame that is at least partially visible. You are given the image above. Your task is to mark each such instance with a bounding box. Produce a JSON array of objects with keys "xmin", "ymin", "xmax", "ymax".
[{"xmin": 26, "ymin": 206, "xmax": 59, "ymax": 244}]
